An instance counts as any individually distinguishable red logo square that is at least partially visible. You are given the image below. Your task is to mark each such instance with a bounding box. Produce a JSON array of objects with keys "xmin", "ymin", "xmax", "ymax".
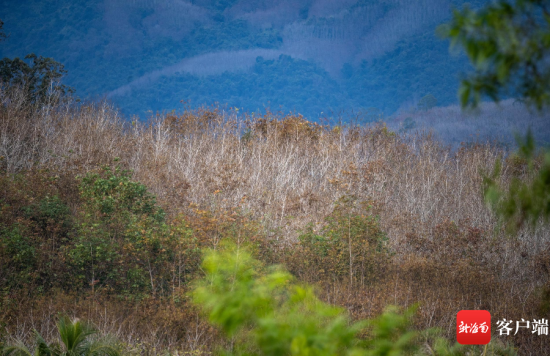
[{"xmin": 456, "ymin": 310, "xmax": 491, "ymax": 345}]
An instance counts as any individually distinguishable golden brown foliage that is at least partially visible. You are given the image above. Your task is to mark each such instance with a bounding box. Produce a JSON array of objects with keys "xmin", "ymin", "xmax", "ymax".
[{"xmin": 1, "ymin": 88, "xmax": 549, "ymax": 354}]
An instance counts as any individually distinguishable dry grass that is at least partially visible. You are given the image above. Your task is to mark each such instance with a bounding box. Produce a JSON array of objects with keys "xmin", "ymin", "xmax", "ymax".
[{"xmin": 1, "ymin": 87, "xmax": 549, "ymax": 354}]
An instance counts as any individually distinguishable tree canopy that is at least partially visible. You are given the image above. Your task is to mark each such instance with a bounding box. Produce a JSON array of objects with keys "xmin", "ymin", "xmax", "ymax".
[
  {"xmin": 0, "ymin": 19, "xmax": 72, "ymax": 105},
  {"xmin": 0, "ymin": 54, "xmax": 72, "ymax": 105}
]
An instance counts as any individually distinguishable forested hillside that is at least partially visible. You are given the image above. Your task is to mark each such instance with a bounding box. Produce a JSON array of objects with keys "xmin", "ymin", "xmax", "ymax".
[
  {"xmin": 1, "ymin": 87, "xmax": 548, "ymax": 354},
  {"xmin": 0, "ymin": 0, "xmax": 487, "ymax": 118},
  {"xmin": 3, "ymin": 1, "xmax": 550, "ymax": 355}
]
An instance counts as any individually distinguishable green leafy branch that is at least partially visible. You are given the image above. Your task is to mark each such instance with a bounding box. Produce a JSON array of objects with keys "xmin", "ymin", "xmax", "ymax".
[
  {"xmin": 484, "ymin": 130, "xmax": 550, "ymax": 234},
  {"xmin": 191, "ymin": 244, "xmax": 513, "ymax": 356},
  {"xmin": 442, "ymin": 0, "xmax": 550, "ymax": 109}
]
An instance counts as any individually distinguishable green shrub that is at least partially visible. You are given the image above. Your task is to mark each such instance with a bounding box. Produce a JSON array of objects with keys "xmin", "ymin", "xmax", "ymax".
[
  {"xmin": 78, "ymin": 165, "xmax": 165, "ymax": 226},
  {"xmin": 22, "ymin": 195, "xmax": 72, "ymax": 239},
  {"xmin": 67, "ymin": 165, "xmax": 175, "ymax": 296},
  {"xmin": 0, "ymin": 171, "xmax": 80, "ymax": 293},
  {"xmin": 191, "ymin": 244, "xmax": 516, "ymax": 356},
  {"xmin": 0, "ymin": 226, "xmax": 36, "ymax": 288},
  {"xmin": 192, "ymin": 244, "xmax": 419, "ymax": 356},
  {"xmin": 295, "ymin": 196, "xmax": 388, "ymax": 284}
]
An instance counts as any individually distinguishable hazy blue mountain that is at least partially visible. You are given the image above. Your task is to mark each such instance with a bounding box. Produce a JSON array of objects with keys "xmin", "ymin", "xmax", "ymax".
[{"xmin": 0, "ymin": 0, "xmax": 488, "ymax": 120}]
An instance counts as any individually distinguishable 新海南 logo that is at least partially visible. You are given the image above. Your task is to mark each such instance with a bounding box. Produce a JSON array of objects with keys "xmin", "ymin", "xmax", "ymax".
[{"xmin": 456, "ymin": 310, "xmax": 491, "ymax": 345}]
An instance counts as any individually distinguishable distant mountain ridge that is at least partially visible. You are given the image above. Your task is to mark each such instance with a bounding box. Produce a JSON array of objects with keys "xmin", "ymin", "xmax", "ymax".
[{"xmin": 0, "ymin": 0, "xmax": 489, "ymax": 119}]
